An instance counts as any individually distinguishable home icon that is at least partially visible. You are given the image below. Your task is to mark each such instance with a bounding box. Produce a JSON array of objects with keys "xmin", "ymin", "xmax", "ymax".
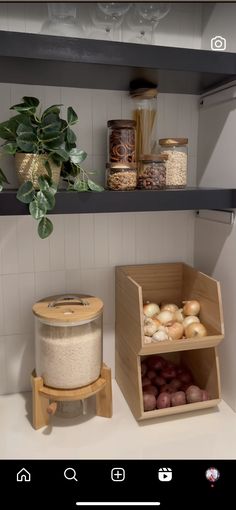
[{"xmin": 16, "ymin": 468, "xmax": 31, "ymax": 482}]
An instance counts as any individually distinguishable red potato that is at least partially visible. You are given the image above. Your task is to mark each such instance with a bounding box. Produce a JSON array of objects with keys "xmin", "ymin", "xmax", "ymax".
[
  {"xmin": 181, "ymin": 383, "xmax": 191, "ymax": 392},
  {"xmin": 145, "ymin": 384, "xmax": 159, "ymax": 397},
  {"xmin": 141, "ymin": 362, "xmax": 147, "ymax": 377},
  {"xmin": 154, "ymin": 375, "xmax": 166, "ymax": 387},
  {"xmin": 143, "ymin": 392, "xmax": 157, "ymax": 411},
  {"xmin": 156, "ymin": 392, "xmax": 171, "ymax": 409},
  {"xmin": 147, "ymin": 355, "xmax": 166, "ymax": 371},
  {"xmin": 201, "ymin": 389, "xmax": 209, "ymax": 401},
  {"xmin": 169, "ymin": 378, "xmax": 182, "ymax": 391},
  {"xmin": 160, "ymin": 384, "xmax": 175, "ymax": 394},
  {"xmin": 161, "ymin": 367, "xmax": 177, "ymax": 380},
  {"xmin": 186, "ymin": 385, "xmax": 202, "ymax": 403},
  {"xmin": 178, "ymin": 371, "xmax": 193, "ymax": 385},
  {"xmin": 147, "ymin": 370, "xmax": 157, "ymax": 381},
  {"xmin": 142, "ymin": 377, "xmax": 151, "ymax": 387},
  {"xmin": 171, "ymin": 391, "xmax": 186, "ymax": 407}
]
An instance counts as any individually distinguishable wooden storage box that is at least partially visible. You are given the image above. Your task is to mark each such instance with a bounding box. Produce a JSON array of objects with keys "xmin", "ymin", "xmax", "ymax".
[
  {"xmin": 115, "ymin": 263, "xmax": 224, "ymax": 354},
  {"xmin": 115, "ymin": 262, "xmax": 223, "ymax": 421}
]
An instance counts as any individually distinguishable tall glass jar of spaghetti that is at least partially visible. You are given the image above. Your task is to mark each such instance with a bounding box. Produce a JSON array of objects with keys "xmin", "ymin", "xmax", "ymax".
[
  {"xmin": 131, "ymin": 86, "xmax": 158, "ymax": 162},
  {"xmin": 107, "ymin": 119, "xmax": 136, "ymax": 165}
]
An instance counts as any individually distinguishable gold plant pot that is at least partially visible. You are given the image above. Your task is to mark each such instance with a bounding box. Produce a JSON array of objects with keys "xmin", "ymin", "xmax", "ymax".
[{"xmin": 15, "ymin": 153, "xmax": 61, "ymax": 189}]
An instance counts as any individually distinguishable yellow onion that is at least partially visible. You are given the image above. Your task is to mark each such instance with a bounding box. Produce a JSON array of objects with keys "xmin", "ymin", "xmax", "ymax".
[
  {"xmin": 185, "ymin": 322, "xmax": 207, "ymax": 338},
  {"xmin": 143, "ymin": 302, "xmax": 160, "ymax": 318},
  {"xmin": 144, "ymin": 335, "xmax": 152, "ymax": 344},
  {"xmin": 173, "ymin": 309, "xmax": 184, "ymax": 323},
  {"xmin": 152, "ymin": 329, "xmax": 169, "ymax": 342},
  {"xmin": 183, "ymin": 300, "xmax": 200, "ymax": 316},
  {"xmin": 167, "ymin": 322, "xmax": 184, "ymax": 340},
  {"xmin": 183, "ymin": 315, "xmax": 200, "ymax": 331},
  {"xmin": 160, "ymin": 303, "xmax": 179, "ymax": 313},
  {"xmin": 157, "ymin": 310, "xmax": 174, "ymax": 325},
  {"xmin": 144, "ymin": 318, "xmax": 158, "ymax": 336}
]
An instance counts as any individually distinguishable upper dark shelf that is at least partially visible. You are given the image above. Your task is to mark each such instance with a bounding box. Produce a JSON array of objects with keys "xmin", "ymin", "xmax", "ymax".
[
  {"xmin": 1, "ymin": 188, "xmax": 236, "ymax": 216},
  {"xmin": 0, "ymin": 31, "xmax": 236, "ymax": 94}
]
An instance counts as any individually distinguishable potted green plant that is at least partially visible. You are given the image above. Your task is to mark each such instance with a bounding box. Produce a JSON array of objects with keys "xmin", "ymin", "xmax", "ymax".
[{"xmin": 0, "ymin": 96, "xmax": 103, "ymax": 238}]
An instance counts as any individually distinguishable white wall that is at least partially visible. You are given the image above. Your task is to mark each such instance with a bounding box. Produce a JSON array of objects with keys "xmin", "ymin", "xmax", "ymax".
[
  {"xmin": 201, "ymin": 3, "xmax": 236, "ymax": 52},
  {"xmin": 0, "ymin": 2, "xmax": 201, "ymax": 395}
]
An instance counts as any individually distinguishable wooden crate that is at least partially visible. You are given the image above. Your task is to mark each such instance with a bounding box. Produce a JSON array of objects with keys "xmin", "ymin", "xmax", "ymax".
[
  {"xmin": 116, "ymin": 346, "xmax": 221, "ymax": 421},
  {"xmin": 115, "ymin": 262, "xmax": 223, "ymax": 421},
  {"xmin": 115, "ymin": 263, "xmax": 224, "ymax": 354}
]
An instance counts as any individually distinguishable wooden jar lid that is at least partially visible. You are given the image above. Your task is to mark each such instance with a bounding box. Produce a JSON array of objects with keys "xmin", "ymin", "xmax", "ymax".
[{"xmin": 32, "ymin": 294, "xmax": 103, "ymax": 324}]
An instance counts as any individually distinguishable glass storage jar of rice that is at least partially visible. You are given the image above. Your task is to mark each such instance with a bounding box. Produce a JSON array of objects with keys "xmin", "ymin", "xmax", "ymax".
[
  {"xmin": 159, "ymin": 138, "xmax": 188, "ymax": 188},
  {"xmin": 33, "ymin": 294, "xmax": 103, "ymax": 389}
]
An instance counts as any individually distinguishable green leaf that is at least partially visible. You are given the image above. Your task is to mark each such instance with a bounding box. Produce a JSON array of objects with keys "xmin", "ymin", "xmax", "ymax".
[
  {"xmin": 73, "ymin": 178, "xmax": 89, "ymax": 192},
  {"xmin": 42, "ymin": 134, "xmax": 64, "ymax": 150},
  {"xmin": 37, "ymin": 190, "xmax": 55, "ymax": 211},
  {"xmin": 0, "ymin": 115, "xmax": 27, "ymax": 141},
  {"xmin": 87, "ymin": 179, "xmax": 104, "ymax": 192},
  {"xmin": 38, "ymin": 217, "xmax": 53, "ymax": 239},
  {"xmin": 16, "ymin": 139, "xmax": 37, "ymax": 152},
  {"xmin": 22, "ymin": 97, "xmax": 40, "ymax": 108},
  {"xmin": 38, "ymin": 175, "xmax": 50, "ymax": 191},
  {"xmin": 41, "ymin": 113, "xmax": 60, "ymax": 126},
  {"xmin": 0, "ymin": 183, "xmax": 3, "ymax": 192},
  {"xmin": 16, "ymin": 181, "xmax": 35, "ymax": 204},
  {"xmin": 29, "ymin": 198, "xmax": 46, "ymax": 220},
  {"xmin": 52, "ymin": 148, "xmax": 69, "ymax": 161},
  {"xmin": 2, "ymin": 142, "xmax": 17, "ymax": 155},
  {"xmin": 49, "ymin": 182, "xmax": 58, "ymax": 195},
  {"xmin": 66, "ymin": 127, "xmax": 76, "ymax": 144},
  {"xmin": 67, "ymin": 106, "xmax": 78, "ymax": 125},
  {"xmin": 40, "ymin": 122, "xmax": 61, "ymax": 135},
  {"xmin": 42, "ymin": 104, "xmax": 62, "ymax": 118},
  {"xmin": 69, "ymin": 148, "xmax": 87, "ymax": 165},
  {"xmin": 10, "ymin": 96, "xmax": 39, "ymax": 114},
  {"xmin": 0, "ymin": 168, "xmax": 9, "ymax": 184}
]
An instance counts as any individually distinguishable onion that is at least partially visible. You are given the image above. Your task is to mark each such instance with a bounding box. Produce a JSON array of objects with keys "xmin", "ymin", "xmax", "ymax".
[
  {"xmin": 183, "ymin": 315, "xmax": 200, "ymax": 330},
  {"xmin": 161, "ymin": 303, "xmax": 179, "ymax": 313},
  {"xmin": 143, "ymin": 302, "xmax": 160, "ymax": 318},
  {"xmin": 186, "ymin": 385, "xmax": 202, "ymax": 403},
  {"xmin": 147, "ymin": 355, "xmax": 166, "ymax": 370},
  {"xmin": 154, "ymin": 375, "xmax": 166, "ymax": 387},
  {"xmin": 185, "ymin": 322, "xmax": 207, "ymax": 338},
  {"xmin": 144, "ymin": 318, "xmax": 158, "ymax": 337},
  {"xmin": 146, "ymin": 370, "xmax": 156, "ymax": 381},
  {"xmin": 171, "ymin": 391, "xmax": 186, "ymax": 406},
  {"xmin": 173, "ymin": 309, "xmax": 184, "ymax": 323},
  {"xmin": 157, "ymin": 310, "xmax": 174, "ymax": 325},
  {"xmin": 145, "ymin": 384, "xmax": 158, "ymax": 397},
  {"xmin": 144, "ymin": 335, "xmax": 152, "ymax": 344},
  {"xmin": 142, "ymin": 377, "xmax": 151, "ymax": 387},
  {"xmin": 152, "ymin": 330, "xmax": 169, "ymax": 342},
  {"xmin": 183, "ymin": 300, "xmax": 200, "ymax": 316},
  {"xmin": 160, "ymin": 384, "xmax": 175, "ymax": 394},
  {"xmin": 169, "ymin": 378, "xmax": 182, "ymax": 391},
  {"xmin": 161, "ymin": 367, "xmax": 177, "ymax": 380},
  {"xmin": 143, "ymin": 393, "xmax": 156, "ymax": 411},
  {"xmin": 166, "ymin": 322, "xmax": 184, "ymax": 340}
]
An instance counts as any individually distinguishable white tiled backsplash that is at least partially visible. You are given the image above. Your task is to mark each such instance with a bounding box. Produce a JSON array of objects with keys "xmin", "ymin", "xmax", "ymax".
[{"xmin": 0, "ymin": 3, "xmax": 200, "ymax": 394}]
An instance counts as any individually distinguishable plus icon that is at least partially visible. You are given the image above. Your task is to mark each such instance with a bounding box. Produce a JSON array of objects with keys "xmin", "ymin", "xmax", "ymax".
[{"xmin": 111, "ymin": 467, "xmax": 125, "ymax": 482}]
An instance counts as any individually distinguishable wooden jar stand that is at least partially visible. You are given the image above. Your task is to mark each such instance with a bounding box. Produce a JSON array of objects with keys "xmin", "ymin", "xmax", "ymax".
[{"xmin": 31, "ymin": 363, "xmax": 112, "ymax": 430}]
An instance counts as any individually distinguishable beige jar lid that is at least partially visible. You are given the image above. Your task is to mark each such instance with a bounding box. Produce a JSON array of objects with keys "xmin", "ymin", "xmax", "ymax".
[
  {"xmin": 159, "ymin": 138, "xmax": 188, "ymax": 146},
  {"xmin": 32, "ymin": 294, "xmax": 103, "ymax": 324}
]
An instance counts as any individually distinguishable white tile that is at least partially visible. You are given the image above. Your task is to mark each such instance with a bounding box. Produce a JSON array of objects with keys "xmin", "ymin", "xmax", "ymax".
[
  {"xmin": 49, "ymin": 215, "xmax": 65, "ymax": 271},
  {"xmin": 0, "ymin": 276, "xmax": 5, "ymax": 335},
  {"xmin": 16, "ymin": 217, "xmax": 35, "ymax": 273},
  {"xmin": 35, "ymin": 270, "xmax": 66, "ymax": 301},
  {"xmin": 18, "ymin": 273, "xmax": 35, "ymax": 334},
  {"xmin": 2, "ymin": 274, "xmax": 21, "ymax": 335},
  {"xmin": 108, "ymin": 213, "xmax": 136, "ymax": 266},
  {"xmin": 65, "ymin": 269, "xmax": 81, "ymax": 294},
  {"xmin": 92, "ymin": 90, "xmax": 108, "ymax": 155},
  {"xmin": 33, "ymin": 226, "xmax": 50, "ymax": 272},
  {"xmin": 91, "ymin": 154, "xmax": 106, "ymax": 187},
  {"xmin": 61, "ymin": 88, "xmax": 93, "ymax": 155},
  {"xmin": 94, "ymin": 214, "xmax": 109, "ymax": 268},
  {"xmin": 65, "ymin": 215, "xmax": 80, "ymax": 270},
  {"xmin": 0, "ymin": 4, "xmax": 8, "ymax": 30},
  {"xmin": 80, "ymin": 267, "xmax": 114, "ymax": 325},
  {"xmin": 5, "ymin": 334, "xmax": 34, "ymax": 393},
  {"xmin": 0, "ymin": 337, "xmax": 6, "ymax": 394},
  {"xmin": 79, "ymin": 214, "xmax": 94, "ymax": 268},
  {"xmin": 6, "ymin": 3, "xmax": 26, "ymax": 32},
  {"xmin": 121, "ymin": 213, "xmax": 136, "ymax": 264},
  {"xmin": 106, "ymin": 90, "xmax": 122, "ymax": 120},
  {"xmin": 0, "ymin": 217, "xmax": 18, "ymax": 274},
  {"xmin": 24, "ymin": 3, "xmax": 46, "ymax": 34}
]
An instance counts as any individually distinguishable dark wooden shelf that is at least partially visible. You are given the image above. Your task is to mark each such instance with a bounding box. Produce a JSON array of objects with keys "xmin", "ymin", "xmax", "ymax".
[
  {"xmin": 1, "ymin": 188, "xmax": 236, "ymax": 216},
  {"xmin": 0, "ymin": 31, "xmax": 236, "ymax": 93}
]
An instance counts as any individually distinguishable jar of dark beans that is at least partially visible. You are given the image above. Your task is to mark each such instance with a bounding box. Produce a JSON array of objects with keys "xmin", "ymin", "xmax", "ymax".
[
  {"xmin": 138, "ymin": 154, "xmax": 168, "ymax": 189},
  {"xmin": 107, "ymin": 120, "xmax": 136, "ymax": 164},
  {"xmin": 106, "ymin": 163, "xmax": 137, "ymax": 191}
]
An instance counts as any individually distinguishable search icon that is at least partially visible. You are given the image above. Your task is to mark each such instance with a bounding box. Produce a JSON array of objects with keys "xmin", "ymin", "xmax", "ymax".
[{"xmin": 64, "ymin": 467, "xmax": 78, "ymax": 482}]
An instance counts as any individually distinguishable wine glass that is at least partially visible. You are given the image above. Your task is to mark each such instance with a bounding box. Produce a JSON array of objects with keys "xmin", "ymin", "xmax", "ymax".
[
  {"xmin": 126, "ymin": 4, "xmax": 153, "ymax": 44},
  {"xmin": 40, "ymin": 3, "xmax": 81, "ymax": 38},
  {"xmin": 137, "ymin": 3, "xmax": 171, "ymax": 44},
  {"xmin": 90, "ymin": 2, "xmax": 132, "ymax": 41}
]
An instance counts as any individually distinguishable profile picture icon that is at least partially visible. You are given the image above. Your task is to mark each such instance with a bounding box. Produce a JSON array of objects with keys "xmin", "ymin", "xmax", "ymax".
[
  {"xmin": 211, "ymin": 36, "xmax": 226, "ymax": 51},
  {"xmin": 205, "ymin": 467, "xmax": 220, "ymax": 485}
]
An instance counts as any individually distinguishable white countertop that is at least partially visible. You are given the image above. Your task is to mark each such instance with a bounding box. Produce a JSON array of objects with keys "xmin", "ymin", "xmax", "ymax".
[{"xmin": 1, "ymin": 382, "xmax": 236, "ymax": 459}]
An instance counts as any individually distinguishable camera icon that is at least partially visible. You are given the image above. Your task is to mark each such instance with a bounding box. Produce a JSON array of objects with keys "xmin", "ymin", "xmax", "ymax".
[{"xmin": 211, "ymin": 36, "xmax": 226, "ymax": 51}]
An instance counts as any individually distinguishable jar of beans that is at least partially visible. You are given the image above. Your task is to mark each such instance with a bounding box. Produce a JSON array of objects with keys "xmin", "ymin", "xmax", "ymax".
[
  {"xmin": 138, "ymin": 154, "xmax": 167, "ymax": 190},
  {"xmin": 159, "ymin": 138, "xmax": 188, "ymax": 188},
  {"xmin": 106, "ymin": 163, "xmax": 137, "ymax": 191},
  {"xmin": 107, "ymin": 119, "xmax": 136, "ymax": 164}
]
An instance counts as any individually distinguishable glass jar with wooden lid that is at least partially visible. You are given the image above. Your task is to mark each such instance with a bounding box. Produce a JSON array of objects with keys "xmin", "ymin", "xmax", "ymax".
[
  {"xmin": 138, "ymin": 154, "xmax": 167, "ymax": 190},
  {"xmin": 107, "ymin": 119, "xmax": 136, "ymax": 164},
  {"xmin": 33, "ymin": 294, "xmax": 103, "ymax": 389},
  {"xmin": 159, "ymin": 138, "xmax": 188, "ymax": 188},
  {"xmin": 106, "ymin": 163, "xmax": 137, "ymax": 191},
  {"xmin": 131, "ymin": 86, "xmax": 158, "ymax": 162}
]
